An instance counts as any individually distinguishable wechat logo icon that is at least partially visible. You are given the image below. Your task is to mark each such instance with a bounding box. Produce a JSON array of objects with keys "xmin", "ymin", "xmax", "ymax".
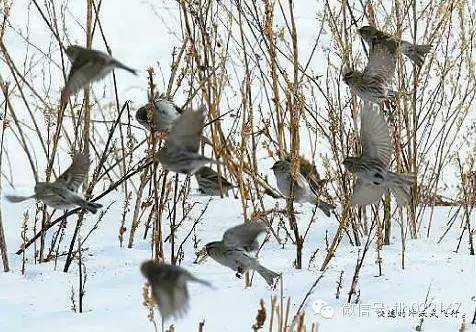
[{"xmin": 312, "ymin": 299, "xmax": 334, "ymax": 319}]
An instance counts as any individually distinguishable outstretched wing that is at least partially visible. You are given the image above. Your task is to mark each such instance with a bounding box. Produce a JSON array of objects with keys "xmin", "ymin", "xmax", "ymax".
[
  {"xmin": 166, "ymin": 106, "xmax": 205, "ymax": 153},
  {"xmin": 363, "ymin": 36, "xmax": 397, "ymax": 87},
  {"xmin": 223, "ymin": 222, "xmax": 267, "ymax": 251},
  {"xmin": 360, "ymin": 103, "xmax": 393, "ymax": 168},
  {"xmin": 54, "ymin": 152, "xmax": 90, "ymax": 192},
  {"xmin": 62, "ymin": 46, "xmax": 110, "ymax": 99}
]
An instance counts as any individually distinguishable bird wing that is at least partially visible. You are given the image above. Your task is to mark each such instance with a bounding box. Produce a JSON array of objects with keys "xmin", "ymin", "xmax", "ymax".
[
  {"xmin": 54, "ymin": 152, "xmax": 90, "ymax": 192},
  {"xmin": 363, "ymin": 36, "xmax": 397, "ymax": 85},
  {"xmin": 351, "ymin": 178, "xmax": 387, "ymax": 206},
  {"xmin": 150, "ymin": 281, "xmax": 189, "ymax": 321},
  {"xmin": 223, "ymin": 222, "xmax": 267, "ymax": 251},
  {"xmin": 166, "ymin": 107, "xmax": 205, "ymax": 153},
  {"xmin": 360, "ymin": 103, "xmax": 393, "ymax": 168},
  {"xmin": 142, "ymin": 262, "xmax": 192, "ymax": 321},
  {"xmin": 295, "ymin": 172, "xmax": 311, "ymax": 193},
  {"xmin": 62, "ymin": 53, "xmax": 109, "ymax": 99}
]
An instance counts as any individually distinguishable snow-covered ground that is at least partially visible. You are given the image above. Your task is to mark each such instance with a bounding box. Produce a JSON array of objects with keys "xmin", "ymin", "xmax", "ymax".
[
  {"xmin": 1, "ymin": 0, "xmax": 475, "ymax": 331},
  {"xmin": 1, "ymin": 192, "xmax": 474, "ymax": 331}
]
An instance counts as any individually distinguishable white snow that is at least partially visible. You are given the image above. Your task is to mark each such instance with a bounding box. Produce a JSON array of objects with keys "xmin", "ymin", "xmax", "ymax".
[{"xmin": 1, "ymin": 1, "xmax": 475, "ymax": 331}]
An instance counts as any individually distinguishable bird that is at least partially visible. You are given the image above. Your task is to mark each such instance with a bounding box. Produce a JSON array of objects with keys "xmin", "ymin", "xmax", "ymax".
[
  {"xmin": 343, "ymin": 34, "xmax": 398, "ymax": 104},
  {"xmin": 343, "ymin": 102, "xmax": 415, "ymax": 206},
  {"xmin": 140, "ymin": 260, "xmax": 211, "ymax": 321},
  {"xmin": 358, "ymin": 25, "xmax": 431, "ymax": 68},
  {"xmin": 271, "ymin": 160, "xmax": 335, "ymax": 217},
  {"xmin": 194, "ymin": 166, "xmax": 234, "ymax": 196},
  {"xmin": 5, "ymin": 152, "xmax": 102, "ymax": 213},
  {"xmin": 284, "ymin": 154, "xmax": 330, "ymax": 195},
  {"xmin": 157, "ymin": 106, "xmax": 222, "ymax": 174},
  {"xmin": 205, "ymin": 222, "xmax": 279, "ymax": 287},
  {"xmin": 61, "ymin": 45, "xmax": 136, "ymax": 101},
  {"xmin": 135, "ymin": 98, "xmax": 182, "ymax": 132}
]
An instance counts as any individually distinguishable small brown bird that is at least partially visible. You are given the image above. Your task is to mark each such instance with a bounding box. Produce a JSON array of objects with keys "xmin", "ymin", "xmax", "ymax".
[
  {"xmin": 205, "ymin": 222, "xmax": 279, "ymax": 286},
  {"xmin": 6, "ymin": 152, "xmax": 102, "ymax": 213},
  {"xmin": 140, "ymin": 260, "xmax": 211, "ymax": 321},
  {"xmin": 358, "ymin": 25, "xmax": 431, "ymax": 68},
  {"xmin": 343, "ymin": 102, "xmax": 415, "ymax": 206},
  {"xmin": 194, "ymin": 166, "xmax": 234, "ymax": 196},
  {"xmin": 157, "ymin": 106, "xmax": 222, "ymax": 174},
  {"xmin": 343, "ymin": 35, "xmax": 398, "ymax": 104},
  {"xmin": 271, "ymin": 160, "xmax": 335, "ymax": 217},
  {"xmin": 135, "ymin": 98, "xmax": 182, "ymax": 132},
  {"xmin": 62, "ymin": 45, "xmax": 136, "ymax": 101},
  {"xmin": 284, "ymin": 155, "xmax": 329, "ymax": 195}
]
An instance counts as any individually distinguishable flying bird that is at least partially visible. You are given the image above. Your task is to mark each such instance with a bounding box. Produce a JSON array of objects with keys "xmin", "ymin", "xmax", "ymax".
[
  {"xmin": 62, "ymin": 45, "xmax": 136, "ymax": 101},
  {"xmin": 205, "ymin": 222, "xmax": 279, "ymax": 286},
  {"xmin": 343, "ymin": 103, "xmax": 415, "ymax": 206},
  {"xmin": 157, "ymin": 106, "xmax": 222, "ymax": 174},
  {"xmin": 140, "ymin": 260, "xmax": 211, "ymax": 321},
  {"xmin": 343, "ymin": 34, "xmax": 398, "ymax": 104},
  {"xmin": 358, "ymin": 25, "xmax": 431, "ymax": 68},
  {"xmin": 6, "ymin": 152, "xmax": 102, "ymax": 213}
]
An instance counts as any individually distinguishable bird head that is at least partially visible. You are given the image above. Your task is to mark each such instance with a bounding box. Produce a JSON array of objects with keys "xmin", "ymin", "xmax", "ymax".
[
  {"xmin": 140, "ymin": 260, "xmax": 160, "ymax": 279},
  {"xmin": 343, "ymin": 71, "xmax": 357, "ymax": 86},
  {"xmin": 205, "ymin": 241, "xmax": 222, "ymax": 256},
  {"xmin": 135, "ymin": 104, "xmax": 154, "ymax": 131},
  {"xmin": 271, "ymin": 160, "xmax": 290, "ymax": 174},
  {"xmin": 65, "ymin": 45, "xmax": 84, "ymax": 62},
  {"xmin": 358, "ymin": 25, "xmax": 377, "ymax": 42}
]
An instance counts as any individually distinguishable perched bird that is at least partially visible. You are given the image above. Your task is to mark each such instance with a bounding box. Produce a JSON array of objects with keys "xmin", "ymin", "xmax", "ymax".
[
  {"xmin": 157, "ymin": 106, "xmax": 222, "ymax": 174},
  {"xmin": 343, "ymin": 34, "xmax": 398, "ymax": 104},
  {"xmin": 284, "ymin": 154, "xmax": 329, "ymax": 194},
  {"xmin": 62, "ymin": 45, "xmax": 136, "ymax": 101},
  {"xmin": 194, "ymin": 166, "xmax": 234, "ymax": 196},
  {"xmin": 205, "ymin": 222, "xmax": 279, "ymax": 287},
  {"xmin": 343, "ymin": 102, "xmax": 415, "ymax": 206},
  {"xmin": 6, "ymin": 152, "xmax": 102, "ymax": 213},
  {"xmin": 358, "ymin": 25, "xmax": 431, "ymax": 68},
  {"xmin": 271, "ymin": 160, "xmax": 335, "ymax": 217},
  {"xmin": 135, "ymin": 98, "xmax": 182, "ymax": 132},
  {"xmin": 140, "ymin": 260, "xmax": 211, "ymax": 321}
]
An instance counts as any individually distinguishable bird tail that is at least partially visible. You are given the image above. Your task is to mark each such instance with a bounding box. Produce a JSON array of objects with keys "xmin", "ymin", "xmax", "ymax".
[
  {"xmin": 81, "ymin": 201, "xmax": 103, "ymax": 214},
  {"xmin": 115, "ymin": 61, "xmax": 137, "ymax": 75},
  {"xmin": 190, "ymin": 276, "xmax": 214, "ymax": 289},
  {"xmin": 255, "ymin": 264, "xmax": 280, "ymax": 287},
  {"xmin": 401, "ymin": 42, "xmax": 432, "ymax": 67},
  {"xmin": 316, "ymin": 200, "xmax": 336, "ymax": 217},
  {"xmin": 5, "ymin": 194, "xmax": 35, "ymax": 203},
  {"xmin": 387, "ymin": 172, "xmax": 416, "ymax": 206}
]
